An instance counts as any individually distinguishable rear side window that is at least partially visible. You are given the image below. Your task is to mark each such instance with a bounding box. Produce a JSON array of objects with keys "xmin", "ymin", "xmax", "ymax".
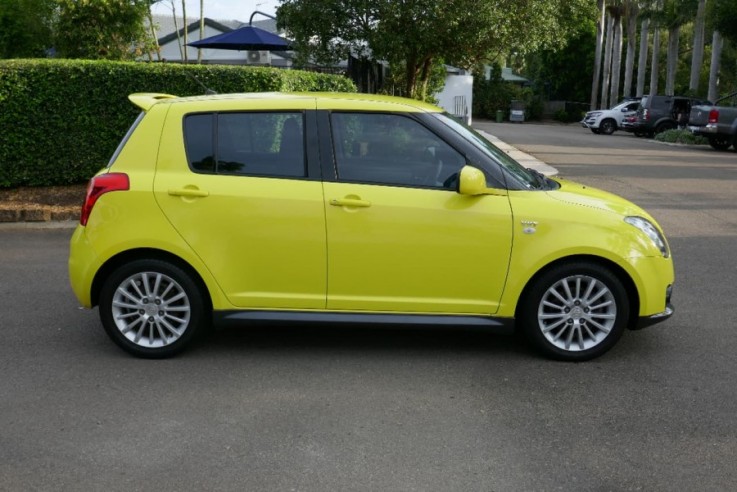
[
  {"xmin": 184, "ymin": 112, "xmax": 306, "ymax": 178},
  {"xmin": 108, "ymin": 112, "xmax": 145, "ymax": 168}
]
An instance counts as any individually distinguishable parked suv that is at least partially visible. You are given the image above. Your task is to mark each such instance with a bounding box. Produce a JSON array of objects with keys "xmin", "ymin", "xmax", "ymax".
[
  {"xmin": 69, "ymin": 92, "xmax": 674, "ymax": 361},
  {"xmin": 581, "ymin": 98, "xmax": 641, "ymax": 135},
  {"xmin": 628, "ymin": 95, "xmax": 710, "ymax": 137},
  {"xmin": 688, "ymin": 91, "xmax": 737, "ymax": 151}
]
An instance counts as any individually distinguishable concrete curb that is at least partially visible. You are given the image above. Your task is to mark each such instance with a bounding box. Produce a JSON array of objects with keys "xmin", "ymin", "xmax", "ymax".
[{"xmin": 0, "ymin": 131, "xmax": 558, "ymax": 229}]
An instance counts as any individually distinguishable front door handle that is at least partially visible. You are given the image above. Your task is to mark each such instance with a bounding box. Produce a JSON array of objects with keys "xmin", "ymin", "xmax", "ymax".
[
  {"xmin": 168, "ymin": 188, "xmax": 209, "ymax": 198},
  {"xmin": 330, "ymin": 198, "xmax": 371, "ymax": 208}
]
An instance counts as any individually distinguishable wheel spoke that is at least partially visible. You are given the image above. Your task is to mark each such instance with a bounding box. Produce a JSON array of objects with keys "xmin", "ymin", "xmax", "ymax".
[{"xmin": 113, "ymin": 300, "xmax": 139, "ymax": 310}]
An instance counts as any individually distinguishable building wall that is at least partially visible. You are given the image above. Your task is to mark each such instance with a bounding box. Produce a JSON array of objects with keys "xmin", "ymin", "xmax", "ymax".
[{"xmin": 436, "ymin": 75, "xmax": 473, "ymax": 125}]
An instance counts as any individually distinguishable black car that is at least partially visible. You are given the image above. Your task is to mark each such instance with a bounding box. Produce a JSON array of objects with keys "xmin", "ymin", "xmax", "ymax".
[{"xmin": 627, "ymin": 95, "xmax": 711, "ymax": 137}]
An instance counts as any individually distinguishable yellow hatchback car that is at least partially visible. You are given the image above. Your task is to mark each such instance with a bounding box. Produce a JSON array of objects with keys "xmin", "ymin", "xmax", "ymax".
[{"xmin": 69, "ymin": 92, "xmax": 674, "ymax": 361}]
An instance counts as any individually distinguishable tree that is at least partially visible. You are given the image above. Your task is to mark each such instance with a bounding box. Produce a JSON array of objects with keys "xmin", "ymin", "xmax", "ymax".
[
  {"xmin": 55, "ymin": 0, "xmax": 152, "ymax": 60},
  {"xmin": 689, "ymin": 0, "xmax": 707, "ymax": 92},
  {"xmin": 277, "ymin": 0, "xmax": 595, "ymax": 100},
  {"xmin": 622, "ymin": 0, "xmax": 639, "ymax": 98},
  {"xmin": 590, "ymin": 0, "xmax": 606, "ymax": 109},
  {"xmin": 0, "ymin": 0, "xmax": 55, "ymax": 58}
]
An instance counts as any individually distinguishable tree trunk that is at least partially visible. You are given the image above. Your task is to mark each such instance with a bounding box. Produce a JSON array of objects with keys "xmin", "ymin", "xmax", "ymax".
[
  {"xmin": 623, "ymin": 4, "xmax": 638, "ymax": 98},
  {"xmin": 171, "ymin": 1, "xmax": 183, "ymax": 60},
  {"xmin": 689, "ymin": 0, "xmax": 707, "ymax": 92},
  {"xmin": 610, "ymin": 15, "xmax": 623, "ymax": 104},
  {"xmin": 649, "ymin": 24, "xmax": 660, "ymax": 97},
  {"xmin": 182, "ymin": 1, "xmax": 188, "ymax": 63},
  {"xmin": 636, "ymin": 18, "xmax": 649, "ymax": 96},
  {"xmin": 708, "ymin": 30, "xmax": 723, "ymax": 103},
  {"xmin": 590, "ymin": 0, "xmax": 606, "ymax": 110},
  {"xmin": 601, "ymin": 14, "xmax": 614, "ymax": 109},
  {"xmin": 197, "ymin": 0, "xmax": 204, "ymax": 63},
  {"xmin": 665, "ymin": 26, "xmax": 680, "ymax": 96}
]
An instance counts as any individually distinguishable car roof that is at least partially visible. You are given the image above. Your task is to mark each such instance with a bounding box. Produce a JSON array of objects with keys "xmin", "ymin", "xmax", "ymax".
[{"xmin": 128, "ymin": 92, "xmax": 443, "ymax": 114}]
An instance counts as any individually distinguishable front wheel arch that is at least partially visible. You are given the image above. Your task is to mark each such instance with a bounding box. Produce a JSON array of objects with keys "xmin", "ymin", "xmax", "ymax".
[{"xmin": 515, "ymin": 255, "xmax": 640, "ymax": 331}]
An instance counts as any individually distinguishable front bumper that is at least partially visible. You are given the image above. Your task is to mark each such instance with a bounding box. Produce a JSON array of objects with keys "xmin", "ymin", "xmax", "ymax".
[{"xmin": 634, "ymin": 284, "xmax": 674, "ymax": 330}]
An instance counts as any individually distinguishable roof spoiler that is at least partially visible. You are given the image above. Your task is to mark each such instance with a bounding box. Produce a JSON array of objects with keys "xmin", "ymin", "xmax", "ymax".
[{"xmin": 128, "ymin": 93, "xmax": 177, "ymax": 111}]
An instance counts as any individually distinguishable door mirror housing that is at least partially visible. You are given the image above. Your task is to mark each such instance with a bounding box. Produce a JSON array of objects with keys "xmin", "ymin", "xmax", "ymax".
[{"xmin": 458, "ymin": 165, "xmax": 507, "ymax": 196}]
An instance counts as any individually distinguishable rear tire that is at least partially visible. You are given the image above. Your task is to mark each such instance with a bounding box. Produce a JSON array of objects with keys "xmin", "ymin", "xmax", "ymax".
[
  {"xmin": 654, "ymin": 122, "xmax": 675, "ymax": 134},
  {"xmin": 519, "ymin": 262, "xmax": 629, "ymax": 361},
  {"xmin": 99, "ymin": 259, "xmax": 208, "ymax": 358},
  {"xmin": 708, "ymin": 136, "xmax": 732, "ymax": 151},
  {"xmin": 590, "ymin": 128, "xmax": 601, "ymax": 134}
]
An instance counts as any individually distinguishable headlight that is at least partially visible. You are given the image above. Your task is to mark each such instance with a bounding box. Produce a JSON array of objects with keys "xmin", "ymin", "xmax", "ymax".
[{"xmin": 625, "ymin": 216, "xmax": 669, "ymax": 258}]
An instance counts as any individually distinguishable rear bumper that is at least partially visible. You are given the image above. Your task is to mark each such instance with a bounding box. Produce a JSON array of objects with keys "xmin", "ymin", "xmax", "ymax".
[{"xmin": 688, "ymin": 124, "xmax": 718, "ymax": 135}]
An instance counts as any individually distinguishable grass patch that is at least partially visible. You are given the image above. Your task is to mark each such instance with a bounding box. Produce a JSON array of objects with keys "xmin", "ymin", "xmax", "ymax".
[{"xmin": 654, "ymin": 129, "xmax": 708, "ymax": 145}]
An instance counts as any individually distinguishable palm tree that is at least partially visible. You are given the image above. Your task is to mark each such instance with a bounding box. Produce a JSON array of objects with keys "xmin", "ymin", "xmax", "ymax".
[
  {"xmin": 608, "ymin": 3, "xmax": 625, "ymax": 105},
  {"xmin": 590, "ymin": 0, "xmax": 607, "ymax": 110},
  {"xmin": 708, "ymin": 30, "xmax": 722, "ymax": 102},
  {"xmin": 601, "ymin": 13, "xmax": 615, "ymax": 108},
  {"xmin": 197, "ymin": 0, "xmax": 204, "ymax": 63},
  {"xmin": 622, "ymin": 0, "xmax": 640, "ymax": 98},
  {"xmin": 636, "ymin": 16, "xmax": 650, "ymax": 96},
  {"xmin": 689, "ymin": 0, "xmax": 707, "ymax": 92},
  {"xmin": 181, "ymin": 0, "xmax": 188, "ymax": 62}
]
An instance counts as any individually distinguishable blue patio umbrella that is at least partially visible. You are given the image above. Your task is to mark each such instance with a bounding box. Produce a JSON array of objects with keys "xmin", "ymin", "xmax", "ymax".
[{"xmin": 187, "ymin": 25, "xmax": 292, "ymax": 51}]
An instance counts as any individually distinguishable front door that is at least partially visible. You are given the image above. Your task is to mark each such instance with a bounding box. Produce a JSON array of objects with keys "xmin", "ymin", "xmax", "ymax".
[{"xmin": 322, "ymin": 111, "xmax": 513, "ymax": 314}]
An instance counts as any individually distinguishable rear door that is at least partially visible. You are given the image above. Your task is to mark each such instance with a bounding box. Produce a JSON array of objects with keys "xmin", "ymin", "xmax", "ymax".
[{"xmin": 154, "ymin": 99, "xmax": 327, "ymax": 310}]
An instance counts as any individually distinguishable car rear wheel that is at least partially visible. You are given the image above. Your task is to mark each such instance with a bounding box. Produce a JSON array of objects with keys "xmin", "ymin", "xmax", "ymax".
[
  {"xmin": 599, "ymin": 119, "xmax": 616, "ymax": 135},
  {"xmin": 99, "ymin": 259, "xmax": 208, "ymax": 358},
  {"xmin": 708, "ymin": 136, "xmax": 732, "ymax": 151},
  {"xmin": 590, "ymin": 128, "xmax": 601, "ymax": 134},
  {"xmin": 519, "ymin": 262, "xmax": 629, "ymax": 361}
]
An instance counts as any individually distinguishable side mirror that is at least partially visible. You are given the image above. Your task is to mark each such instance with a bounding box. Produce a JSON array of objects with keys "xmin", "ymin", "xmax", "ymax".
[{"xmin": 458, "ymin": 166, "xmax": 488, "ymax": 196}]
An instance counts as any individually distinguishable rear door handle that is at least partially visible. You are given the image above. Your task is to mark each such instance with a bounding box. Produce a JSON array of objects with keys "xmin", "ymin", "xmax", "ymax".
[
  {"xmin": 330, "ymin": 198, "xmax": 371, "ymax": 208},
  {"xmin": 168, "ymin": 188, "xmax": 209, "ymax": 198}
]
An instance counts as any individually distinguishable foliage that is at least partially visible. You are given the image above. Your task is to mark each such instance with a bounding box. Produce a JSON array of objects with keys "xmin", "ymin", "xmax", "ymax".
[
  {"xmin": 654, "ymin": 129, "xmax": 707, "ymax": 145},
  {"xmin": 277, "ymin": 0, "xmax": 595, "ymax": 100},
  {"xmin": 382, "ymin": 59, "xmax": 447, "ymax": 104},
  {"xmin": 708, "ymin": 0, "xmax": 737, "ymax": 45},
  {"xmin": 0, "ymin": 59, "xmax": 355, "ymax": 188},
  {"xmin": 54, "ymin": 0, "xmax": 153, "ymax": 60},
  {"xmin": 524, "ymin": 20, "xmax": 597, "ymax": 103},
  {"xmin": 0, "ymin": 0, "xmax": 55, "ymax": 58},
  {"xmin": 473, "ymin": 64, "xmax": 543, "ymax": 121}
]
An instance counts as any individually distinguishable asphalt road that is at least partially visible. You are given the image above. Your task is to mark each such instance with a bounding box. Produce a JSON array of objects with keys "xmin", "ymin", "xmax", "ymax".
[{"xmin": 2, "ymin": 124, "xmax": 736, "ymax": 491}]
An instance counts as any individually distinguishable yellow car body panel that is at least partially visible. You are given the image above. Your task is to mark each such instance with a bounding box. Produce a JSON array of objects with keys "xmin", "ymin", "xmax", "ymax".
[
  {"xmin": 323, "ymin": 181, "xmax": 512, "ymax": 314},
  {"xmin": 496, "ymin": 181, "xmax": 674, "ymax": 318}
]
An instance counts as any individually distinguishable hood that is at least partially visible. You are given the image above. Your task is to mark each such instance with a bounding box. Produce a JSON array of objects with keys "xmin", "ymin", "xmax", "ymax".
[{"xmin": 546, "ymin": 177, "xmax": 650, "ymax": 218}]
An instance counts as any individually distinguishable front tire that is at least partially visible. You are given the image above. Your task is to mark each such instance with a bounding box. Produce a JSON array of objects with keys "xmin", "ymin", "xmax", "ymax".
[
  {"xmin": 99, "ymin": 259, "xmax": 208, "ymax": 358},
  {"xmin": 519, "ymin": 263, "xmax": 629, "ymax": 361},
  {"xmin": 590, "ymin": 128, "xmax": 601, "ymax": 134},
  {"xmin": 599, "ymin": 119, "xmax": 617, "ymax": 135}
]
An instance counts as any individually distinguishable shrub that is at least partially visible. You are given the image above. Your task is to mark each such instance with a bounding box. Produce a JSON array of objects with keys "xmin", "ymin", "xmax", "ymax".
[
  {"xmin": 654, "ymin": 129, "xmax": 708, "ymax": 145},
  {"xmin": 0, "ymin": 59, "xmax": 355, "ymax": 188}
]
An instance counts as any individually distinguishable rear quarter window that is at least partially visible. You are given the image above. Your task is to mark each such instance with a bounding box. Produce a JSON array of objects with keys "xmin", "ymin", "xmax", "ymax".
[{"xmin": 108, "ymin": 112, "xmax": 145, "ymax": 168}]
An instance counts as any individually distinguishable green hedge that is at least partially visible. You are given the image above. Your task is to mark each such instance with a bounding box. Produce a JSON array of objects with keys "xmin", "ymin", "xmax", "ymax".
[{"xmin": 0, "ymin": 59, "xmax": 356, "ymax": 188}]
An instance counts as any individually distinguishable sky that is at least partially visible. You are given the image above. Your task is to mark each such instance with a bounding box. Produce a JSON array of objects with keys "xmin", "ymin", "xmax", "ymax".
[{"xmin": 151, "ymin": 0, "xmax": 279, "ymax": 23}]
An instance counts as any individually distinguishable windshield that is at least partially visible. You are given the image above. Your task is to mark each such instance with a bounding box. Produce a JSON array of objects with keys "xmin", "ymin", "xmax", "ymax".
[{"xmin": 431, "ymin": 113, "xmax": 540, "ymax": 189}]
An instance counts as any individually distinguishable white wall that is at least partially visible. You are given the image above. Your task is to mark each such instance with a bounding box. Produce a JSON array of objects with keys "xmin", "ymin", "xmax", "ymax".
[{"xmin": 436, "ymin": 74, "xmax": 473, "ymax": 125}]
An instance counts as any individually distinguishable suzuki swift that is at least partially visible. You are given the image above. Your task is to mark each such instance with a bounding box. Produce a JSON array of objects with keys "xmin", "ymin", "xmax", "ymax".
[{"xmin": 69, "ymin": 92, "xmax": 674, "ymax": 361}]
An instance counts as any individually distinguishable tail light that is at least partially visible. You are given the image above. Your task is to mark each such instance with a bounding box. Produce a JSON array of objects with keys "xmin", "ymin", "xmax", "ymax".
[
  {"xmin": 80, "ymin": 173, "xmax": 129, "ymax": 226},
  {"xmin": 643, "ymin": 109, "xmax": 650, "ymax": 121},
  {"xmin": 708, "ymin": 109, "xmax": 719, "ymax": 124}
]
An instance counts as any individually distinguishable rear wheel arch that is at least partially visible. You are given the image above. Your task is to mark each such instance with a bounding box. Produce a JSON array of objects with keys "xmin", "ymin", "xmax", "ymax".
[
  {"xmin": 515, "ymin": 255, "xmax": 640, "ymax": 330},
  {"xmin": 91, "ymin": 248, "xmax": 213, "ymax": 313}
]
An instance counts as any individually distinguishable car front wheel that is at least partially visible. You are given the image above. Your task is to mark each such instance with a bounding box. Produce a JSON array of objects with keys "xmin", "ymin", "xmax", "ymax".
[
  {"xmin": 99, "ymin": 259, "xmax": 208, "ymax": 358},
  {"xmin": 599, "ymin": 119, "xmax": 616, "ymax": 135},
  {"xmin": 519, "ymin": 263, "xmax": 629, "ymax": 361}
]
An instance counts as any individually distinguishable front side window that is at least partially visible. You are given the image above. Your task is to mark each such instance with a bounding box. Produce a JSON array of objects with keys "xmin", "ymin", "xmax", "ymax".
[
  {"xmin": 184, "ymin": 112, "xmax": 306, "ymax": 178},
  {"xmin": 330, "ymin": 112, "xmax": 466, "ymax": 189}
]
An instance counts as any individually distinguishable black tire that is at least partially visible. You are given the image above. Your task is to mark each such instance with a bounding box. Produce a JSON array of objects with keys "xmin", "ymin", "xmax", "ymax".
[
  {"xmin": 708, "ymin": 136, "xmax": 732, "ymax": 151},
  {"xmin": 518, "ymin": 262, "xmax": 629, "ymax": 361},
  {"xmin": 634, "ymin": 131, "xmax": 646, "ymax": 137},
  {"xmin": 654, "ymin": 121, "xmax": 675, "ymax": 134},
  {"xmin": 99, "ymin": 259, "xmax": 208, "ymax": 358},
  {"xmin": 599, "ymin": 119, "xmax": 617, "ymax": 135},
  {"xmin": 590, "ymin": 128, "xmax": 601, "ymax": 134}
]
